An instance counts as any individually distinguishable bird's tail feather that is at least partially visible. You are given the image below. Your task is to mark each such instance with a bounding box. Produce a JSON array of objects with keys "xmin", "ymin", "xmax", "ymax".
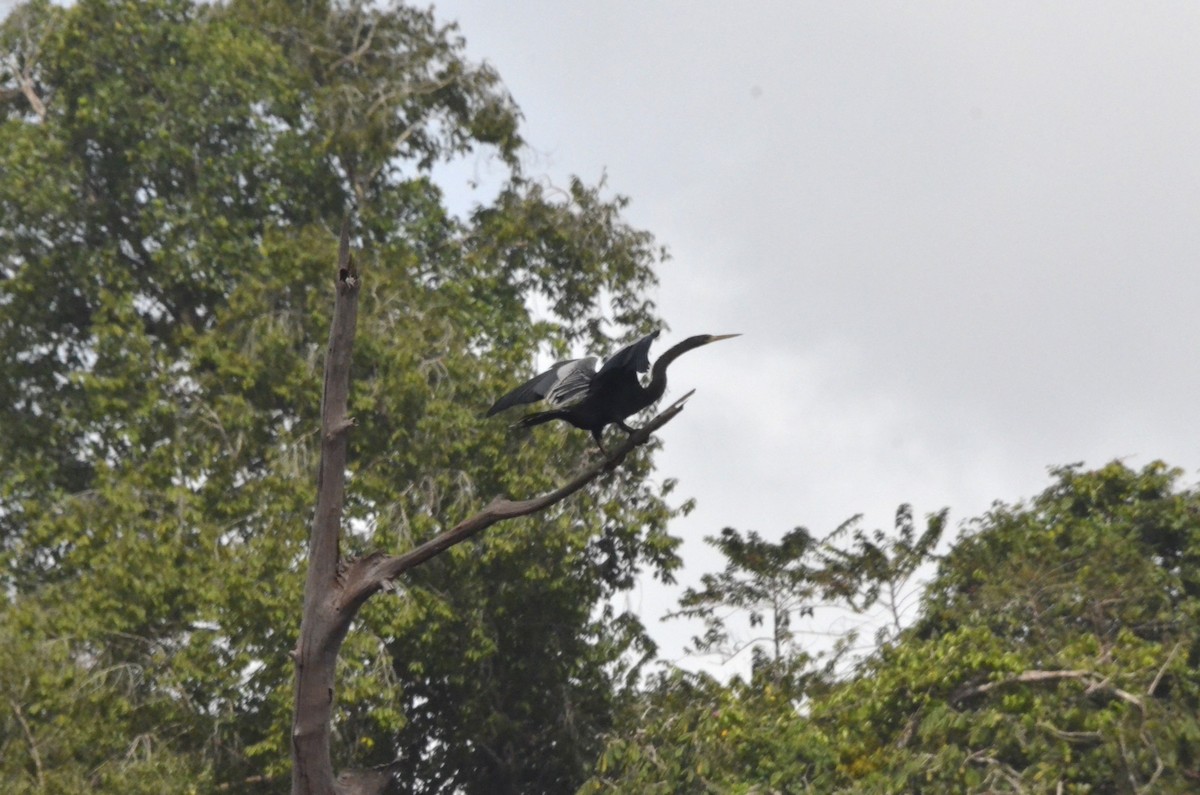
[{"xmin": 513, "ymin": 410, "xmax": 567, "ymax": 430}]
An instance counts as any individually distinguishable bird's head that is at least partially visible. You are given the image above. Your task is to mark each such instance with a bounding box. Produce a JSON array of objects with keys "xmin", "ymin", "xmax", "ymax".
[
  {"xmin": 676, "ymin": 333, "xmax": 741, "ymax": 350},
  {"xmin": 637, "ymin": 332, "xmax": 742, "ymax": 401}
]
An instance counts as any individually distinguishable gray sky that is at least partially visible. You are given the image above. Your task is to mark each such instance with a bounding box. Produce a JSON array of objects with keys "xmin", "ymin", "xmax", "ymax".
[
  {"xmin": 6, "ymin": 0, "xmax": 1198, "ymax": 674},
  {"xmin": 428, "ymin": 1, "xmax": 1200, "ymax": 673}
]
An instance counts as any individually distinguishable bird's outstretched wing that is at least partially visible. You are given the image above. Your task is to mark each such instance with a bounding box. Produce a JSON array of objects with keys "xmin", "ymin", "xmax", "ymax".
[
  {"xmin": 486, "ymin": 357, "xmax": 598, "ymax": 416},
  {"xmin": 595, "ymin": 330, "xmax": 659, "ymax": 380}
]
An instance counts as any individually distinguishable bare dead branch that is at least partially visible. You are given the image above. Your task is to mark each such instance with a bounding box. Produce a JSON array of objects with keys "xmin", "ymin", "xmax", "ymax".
[
  {"xmin": 339, "ymin": 390, "xmax": 695, "ymax": 612},
  {"xmin": 959, "ymin": 669, "xmax": 1093, "ymax": 699},
  {"xmin": 954, "ymin": 668, "xmax": 1145, "ymax": 713}
]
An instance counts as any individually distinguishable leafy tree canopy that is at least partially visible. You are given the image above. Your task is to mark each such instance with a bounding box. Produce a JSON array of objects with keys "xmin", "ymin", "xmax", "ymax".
[{"xmin": 0, "ymin": 1, "xmax": 680, "ymax": 792}]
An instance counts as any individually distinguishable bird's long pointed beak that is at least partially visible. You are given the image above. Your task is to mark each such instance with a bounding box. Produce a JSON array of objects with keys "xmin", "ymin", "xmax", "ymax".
[{"xmin": 706, "ymin": 333, "xmax": 741, "ymax": 343}]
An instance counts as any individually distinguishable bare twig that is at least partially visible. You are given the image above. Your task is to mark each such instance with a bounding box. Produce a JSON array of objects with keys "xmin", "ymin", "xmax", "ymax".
[
  {"xmin": 1036, "ymin": 720, "xmax": 1102, "ymax": 744},
  {"xmin": 1147, "ymin": 640, "xmax": 1182, "ymax": 696},
  {"xmin": 1118, "ymin": 734, "xmax": 1142, "ymax": 792},
  {"xmin": 9, "ymin": 699, "xmax": 44, "ymax": 791}
]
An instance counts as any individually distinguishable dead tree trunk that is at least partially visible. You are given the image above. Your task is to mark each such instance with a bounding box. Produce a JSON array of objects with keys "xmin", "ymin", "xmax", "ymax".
[
  {"xmin": 291, "ymin": 223, "xmax": 360, "ymax": 795},
  {"xmin": 290, "ymin": 227, "xmax": 693, "ymax": 794}
]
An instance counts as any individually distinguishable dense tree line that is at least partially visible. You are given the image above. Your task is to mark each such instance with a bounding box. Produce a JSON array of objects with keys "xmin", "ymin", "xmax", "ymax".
[
  {"xmin": 586, "ymin": 461, "xmax": 1200, "ymax": 793},
  {"xmin": 2, "ymin": 2, "xmax": 1196, "ymax": 793}
]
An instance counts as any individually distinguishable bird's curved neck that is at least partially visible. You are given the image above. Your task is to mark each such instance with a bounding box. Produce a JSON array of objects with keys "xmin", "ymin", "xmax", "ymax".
[
  {"xmin": 646, "ymin": 335, "xmax": 711, "ymax": 401},
  {"xmin": 646, "ymin": 357, "xmax": 673, "ymax": 401}
]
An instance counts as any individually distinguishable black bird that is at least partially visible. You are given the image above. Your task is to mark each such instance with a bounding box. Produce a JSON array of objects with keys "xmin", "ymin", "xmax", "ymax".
[{"xmin": 487, "ymin": 330, "xmax": 739, "ymax": 453}]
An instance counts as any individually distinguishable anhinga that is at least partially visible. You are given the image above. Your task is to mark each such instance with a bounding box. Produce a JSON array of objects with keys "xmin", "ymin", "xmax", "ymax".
[{"xmin": 487, "ymin": 330, "xmax": 740, "ymax": 453}]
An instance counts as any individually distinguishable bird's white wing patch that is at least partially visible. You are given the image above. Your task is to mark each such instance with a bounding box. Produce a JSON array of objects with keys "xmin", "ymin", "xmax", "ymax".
[{"xmin": 546, "ymin": 357, "xmax": 597, "ymax": 407}]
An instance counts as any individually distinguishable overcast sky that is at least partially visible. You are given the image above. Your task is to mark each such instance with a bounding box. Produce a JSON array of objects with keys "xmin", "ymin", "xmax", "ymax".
[
  {"xmin": 7, "ymin": 0, "xmax": 1198, "ymax": 675},
  {"xmin": 426, "ymin": 1, "xmax": 1200, "ymax": 674}
]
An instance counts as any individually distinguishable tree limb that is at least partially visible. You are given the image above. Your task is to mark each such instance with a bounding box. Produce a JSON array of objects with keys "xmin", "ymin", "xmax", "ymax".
[
  {"xmin": 339, "ymin": 390, "xmax": 694, "ymax": 612},
  {"xmin": 953, "ymin": 668, "xmax": 1145, "ymax": 713},
  {"xmin": 963, "ymin": 669, "xmax": 1093, "ymax": 698}
]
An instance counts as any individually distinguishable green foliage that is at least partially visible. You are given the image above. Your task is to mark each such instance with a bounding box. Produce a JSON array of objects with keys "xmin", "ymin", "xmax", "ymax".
[
  {"xmin": 667, "ymin": 507, "xmax": 944, "ymax": 697},
  {"xmin": 822, "ymin": 504, "xmax": 947, "ymax": 634},
  {"xmin": 668, "ymin": 526, "xmax": 830, "ymax": 695},
  {"xmin": 0, "ymin": 1, "xmax": 678, "ymax": 792},
  {"xmin": 582, "ymin": 668, "xmax": 834, "ymax": 795},
  {"xmin": 586, "ymin": 462, "xmax": 1200, "ymax": 793},
  {"xmin": 836, "ymin": 460, "xmax": 1200, "ymax": 793}
]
